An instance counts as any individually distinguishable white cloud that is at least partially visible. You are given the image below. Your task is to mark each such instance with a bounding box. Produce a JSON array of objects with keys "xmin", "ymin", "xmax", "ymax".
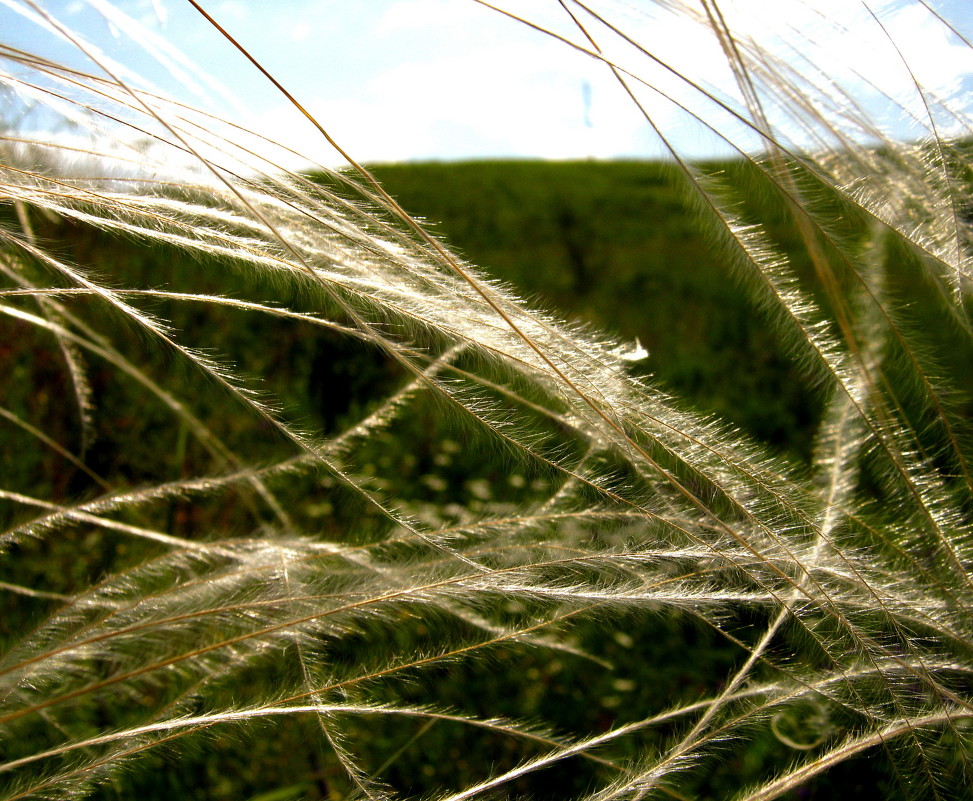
[
  {"xmin": 62, "ymin": 0, "xmax": 971, "ymax": 166},
  {"xmin": 290, "ymin": 20, "xmax": 311, "ymax": 42},
  {"xmin": 375, "ymin": 0, "xmax": 494, "ymax": 36},
  {"xmin": 214, "ymin": 1, "xmax": 247, "ymax": 20}
]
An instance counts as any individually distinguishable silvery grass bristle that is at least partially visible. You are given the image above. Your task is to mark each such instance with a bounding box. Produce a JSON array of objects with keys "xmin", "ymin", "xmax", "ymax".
[{"xmin": 1, "ymin": 0, "xmax": 972, "ymax": 799}]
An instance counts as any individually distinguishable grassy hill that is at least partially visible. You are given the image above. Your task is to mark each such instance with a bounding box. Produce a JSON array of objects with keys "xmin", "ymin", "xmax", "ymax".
[
  {"xmin": 366, "ymin": 160, "xmax": 821, "ymax": 457},
  {"xmin": 4, "ymin": 157, "xmax": 971, "ymax": 800}
]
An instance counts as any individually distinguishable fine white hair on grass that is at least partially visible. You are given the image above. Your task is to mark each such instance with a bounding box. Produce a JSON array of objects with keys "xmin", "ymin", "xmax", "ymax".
[{"xmin": 1, "ymin": 1, "xmax": 973, "ymax": 799}]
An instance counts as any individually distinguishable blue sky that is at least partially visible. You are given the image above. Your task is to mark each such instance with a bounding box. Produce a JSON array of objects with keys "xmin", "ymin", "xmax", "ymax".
[{"xmin": 4, "ymin": 0, "xmax": 973, "ymax": 168}]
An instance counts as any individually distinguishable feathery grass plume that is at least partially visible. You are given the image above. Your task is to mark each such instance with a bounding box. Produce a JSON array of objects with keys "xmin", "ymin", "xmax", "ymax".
[{"xmin": 1, "ymin": 0, "xmax": 972, "ymax": 798}]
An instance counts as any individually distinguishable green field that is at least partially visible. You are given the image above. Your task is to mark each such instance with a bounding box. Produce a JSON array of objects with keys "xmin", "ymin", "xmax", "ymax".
[
  {"xmin": 3, "ymin": 156, "xmax": 971, "ymax": 800},
  {"xmin": 8, "ymin": 0, "xmax": 973, "ymax": 792},
  {"xmin": 368, "ymin": 161, "xmax": 820, "ymax": 455}
]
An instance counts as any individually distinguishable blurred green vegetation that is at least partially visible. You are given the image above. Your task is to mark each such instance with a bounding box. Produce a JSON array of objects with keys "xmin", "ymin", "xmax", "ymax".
[
  {"xmin": 367, "ymin": 160, "xmax": 822, "ymax": 458},
  {"xmin": 3, "ymin": 159, "xmax": 969, "ymax": 800}
]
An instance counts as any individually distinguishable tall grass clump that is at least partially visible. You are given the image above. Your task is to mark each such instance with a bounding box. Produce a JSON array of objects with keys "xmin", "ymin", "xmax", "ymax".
[{"xmin": 2, "ymin": 1, "xmax": 972, "ymax": 798}]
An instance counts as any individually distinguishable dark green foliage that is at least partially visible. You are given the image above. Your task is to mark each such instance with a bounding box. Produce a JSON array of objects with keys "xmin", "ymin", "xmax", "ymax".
[
  {"xmin": 5, "ymin": 4, "xmax": 973, "ymax": 800},
  {"xmin": 5, "ymin": 159, "xmax": 968, "ymax": 799},
  {"xmin": 367, "ymin": 161, "xmax": 828, "ymax": 458}
]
